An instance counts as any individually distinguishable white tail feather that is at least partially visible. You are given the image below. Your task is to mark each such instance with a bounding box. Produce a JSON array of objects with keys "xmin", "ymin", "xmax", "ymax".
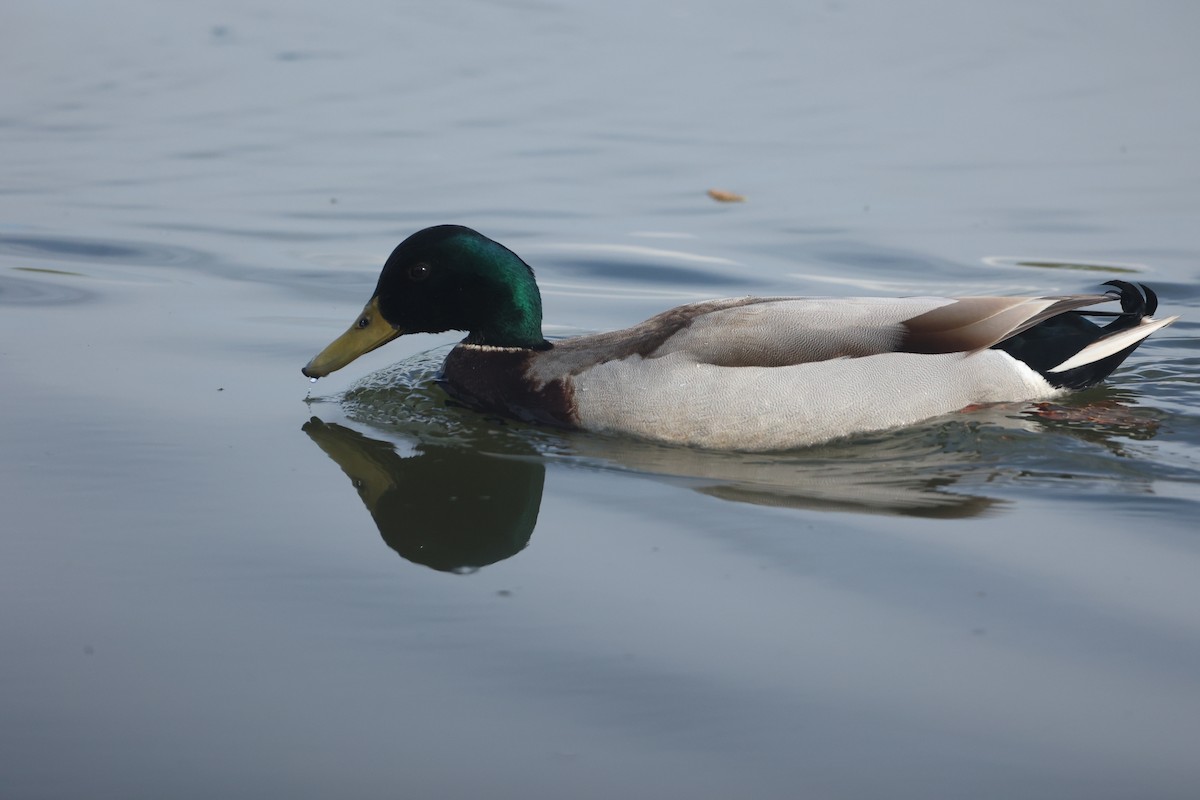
[{"xmin": 1048, "ymin": 316, "xmax": 1178, "ymax": 373}]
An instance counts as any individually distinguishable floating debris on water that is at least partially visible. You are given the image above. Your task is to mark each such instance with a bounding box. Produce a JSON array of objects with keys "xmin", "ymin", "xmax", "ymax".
[{"xmin": 707, "ymin": 188, "xmax": 746, "ymax": 203}]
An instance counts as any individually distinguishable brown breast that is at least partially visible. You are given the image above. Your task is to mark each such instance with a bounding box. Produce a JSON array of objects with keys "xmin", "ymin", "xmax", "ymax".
[{"xmin": 440, "ymin": 344, "xmax": 579, "ymax": 428}]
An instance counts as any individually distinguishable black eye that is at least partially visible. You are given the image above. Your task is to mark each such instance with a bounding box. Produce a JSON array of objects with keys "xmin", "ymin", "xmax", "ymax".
[
  {"xmin": 408, "ymin": 263, "xmax": 430, "ymax": 281},
  {"xmin": 356, "ymin": 316, "xmax": 370, "ymax": 329}
]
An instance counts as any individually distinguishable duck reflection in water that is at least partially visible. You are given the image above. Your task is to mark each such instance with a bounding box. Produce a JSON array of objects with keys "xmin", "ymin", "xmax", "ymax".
[
  {"xmin": 303, "ymin": 411, "xmax": 998, "ymax": 577},
  {"xmin": 303, "ymin": 417, "xmax": 543, "ymax": 573},
  {"xmin": 305, "ymin": 382, "xmax": 1164, "ymax": 572}
]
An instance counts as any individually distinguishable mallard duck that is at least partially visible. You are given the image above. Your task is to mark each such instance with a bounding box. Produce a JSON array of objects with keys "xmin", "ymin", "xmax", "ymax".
[{"xmin": 302, "ymin": 225, "xmax": 1177, "ymax": 451}]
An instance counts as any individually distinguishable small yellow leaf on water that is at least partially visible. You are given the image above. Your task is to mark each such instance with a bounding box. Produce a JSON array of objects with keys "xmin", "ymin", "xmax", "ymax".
[{"xmin": 707, "ymin": 188, "xmax": 746, "ymax": 203}]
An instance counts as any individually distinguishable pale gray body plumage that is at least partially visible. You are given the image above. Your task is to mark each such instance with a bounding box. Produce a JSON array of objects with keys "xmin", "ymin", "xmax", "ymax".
[{"xmin": 501, "ymin": 293, "xmax": 1175, "ymax": 450}]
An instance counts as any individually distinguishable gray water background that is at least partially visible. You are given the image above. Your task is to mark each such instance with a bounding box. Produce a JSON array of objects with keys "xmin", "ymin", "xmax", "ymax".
[{"xmin": 3, "ymin": 1, "xmax": 1200, "ymax": 798}]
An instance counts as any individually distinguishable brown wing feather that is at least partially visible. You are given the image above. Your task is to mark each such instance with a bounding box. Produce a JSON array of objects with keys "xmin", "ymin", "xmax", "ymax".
[{"xmin": 900, "ymin": 295, "xmax": 1108, "ymax": 354}]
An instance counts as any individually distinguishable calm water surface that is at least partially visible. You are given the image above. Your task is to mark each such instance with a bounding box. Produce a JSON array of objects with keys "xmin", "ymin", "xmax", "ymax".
[{"xmin": 3, "ymin": 2, "xmax": 1200, "ymax": 798}]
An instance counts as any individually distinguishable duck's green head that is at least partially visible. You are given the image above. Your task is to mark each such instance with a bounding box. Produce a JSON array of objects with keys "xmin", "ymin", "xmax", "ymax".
[{"xmin": 302, "ymin": 225, "xmax": 548, "ymax": 379}]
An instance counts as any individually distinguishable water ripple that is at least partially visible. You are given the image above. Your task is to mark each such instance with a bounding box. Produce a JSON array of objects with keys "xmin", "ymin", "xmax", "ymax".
[
  {"xmin": 0, "ymin": 272, "xmax": 93, "ymax": 306},
  {"xmin": 983, "ymin": 255, "xmax": 1145, "ymax": 275},
  {"xmin": 0, "ymin": 234, "xmax": 211, "ymax": 269}
]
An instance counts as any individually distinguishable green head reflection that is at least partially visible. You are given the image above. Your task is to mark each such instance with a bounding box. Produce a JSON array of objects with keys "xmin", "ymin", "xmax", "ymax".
[{"xmin": 303, "ymin": 418, "xmax": 544, "ymax": 573}]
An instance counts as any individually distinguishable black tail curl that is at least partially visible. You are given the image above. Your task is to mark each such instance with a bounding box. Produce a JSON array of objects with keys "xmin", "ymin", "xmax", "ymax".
[
  {"xmin": 993, "ymin": 281, "xmax": 1159, "ymax": 390},
  {"xmin": 1102, "ymin": 279, "xmax": 1157, "ymax": 318}
]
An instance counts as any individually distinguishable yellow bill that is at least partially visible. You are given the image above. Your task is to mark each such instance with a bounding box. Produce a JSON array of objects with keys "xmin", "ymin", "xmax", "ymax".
[{"xmin": 302, "ymin": 297, "xmax": 402, "ymax": 379}]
